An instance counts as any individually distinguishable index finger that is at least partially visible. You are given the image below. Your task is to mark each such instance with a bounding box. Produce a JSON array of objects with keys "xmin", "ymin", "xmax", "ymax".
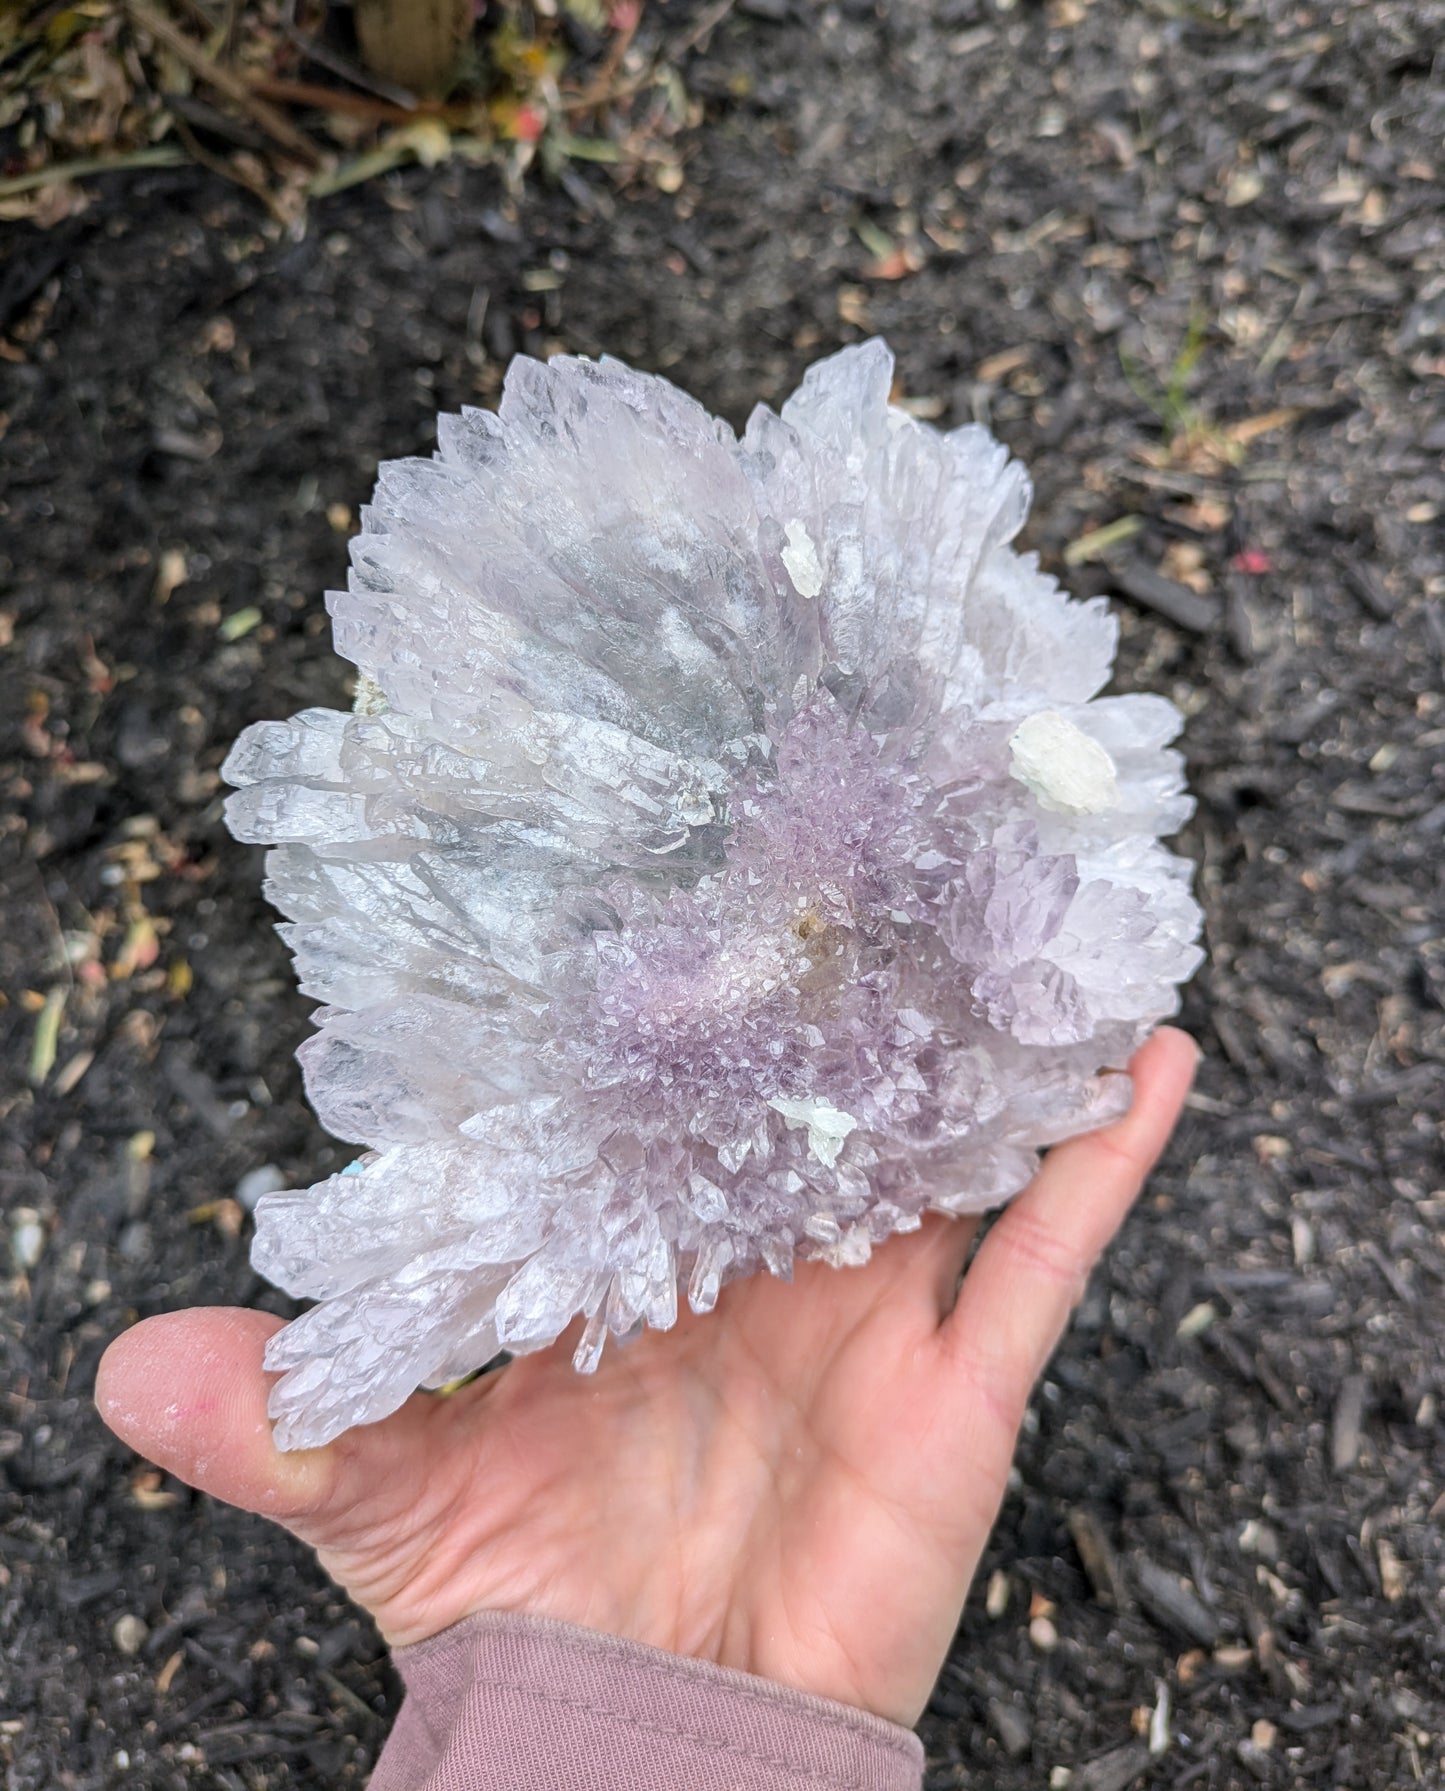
[{"xmin": 937, "ymin": 1026, "xmax": 1199, "ymax": 1434}]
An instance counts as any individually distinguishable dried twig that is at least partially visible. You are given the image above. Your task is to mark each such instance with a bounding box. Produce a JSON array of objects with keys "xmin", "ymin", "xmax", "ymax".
[
  {"xmin": 671, "ymin": 0, "xmax": 738, "ymax": 60},
  {"xmin": 564, "ymin": 6, "xmax": 642, "ymax": 114},
  {"xmin": 166, "ymin": 0, "xmax": 228, "ymax": 35},
  {"xmin": 169, "ymin": 113, "xmax": 291, "ymax": 228},
  {"xmin": 562, "ymin": 0, "xmax": 736, "ymax": 116},
  {"xmin": 244, "ymin": 74, "xmax": 421, "ymax": 127},
  {"xmin": 123, "ymin": 0, "xmax": 323, "ymax": 167},
  {"xmin": 244, "ymin": 74, "xmax": 484, "ymax": 134},
  {"xmin": 280, "ymin": 20, "xmax": 418, "ymax": 110}
]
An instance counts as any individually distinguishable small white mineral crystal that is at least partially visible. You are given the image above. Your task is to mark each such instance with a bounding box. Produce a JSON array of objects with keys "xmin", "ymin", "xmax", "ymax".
[
  {"xmin": 223, "ymin": 340, "xmax": 1203, "ymax": 1449},
  {"xmin": 1008, "ymin": 710, "xmax": 1121, "ymax": 815}
]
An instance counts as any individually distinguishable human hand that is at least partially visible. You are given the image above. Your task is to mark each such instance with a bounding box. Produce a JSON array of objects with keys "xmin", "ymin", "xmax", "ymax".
[{"xmin": 96, "ymin": 1027, "xmax": 1196, "ymax": 1727}]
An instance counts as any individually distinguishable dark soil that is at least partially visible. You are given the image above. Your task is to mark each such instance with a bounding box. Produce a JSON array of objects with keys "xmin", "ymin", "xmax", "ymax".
[{"xmin": 3, "ymin": 2, "xmax": 1443, "ymax": 1787}]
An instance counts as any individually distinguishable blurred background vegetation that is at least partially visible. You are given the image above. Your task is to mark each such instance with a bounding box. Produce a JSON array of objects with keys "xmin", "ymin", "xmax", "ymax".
[{"xmin": 0, "ymin": 0, "xmax": 710, "ymax": 228}]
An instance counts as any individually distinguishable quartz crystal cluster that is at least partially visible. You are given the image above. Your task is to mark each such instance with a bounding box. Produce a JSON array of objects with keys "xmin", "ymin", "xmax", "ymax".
[{"xmin": 224, "ymin": 340, "xmax": 1203, "ymax": 1449}]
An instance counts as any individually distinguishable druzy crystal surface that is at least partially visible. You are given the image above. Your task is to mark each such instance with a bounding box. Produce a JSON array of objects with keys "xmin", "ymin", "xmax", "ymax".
[{"xmin": 224, "ymin": 341, "xmax": 1203, "ymax": 1449}]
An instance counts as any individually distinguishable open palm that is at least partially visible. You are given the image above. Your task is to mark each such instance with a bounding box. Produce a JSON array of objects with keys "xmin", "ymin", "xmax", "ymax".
[{"xmin": 97, "ymin": 1028, "xmax": 1195, "ymax": 1726}]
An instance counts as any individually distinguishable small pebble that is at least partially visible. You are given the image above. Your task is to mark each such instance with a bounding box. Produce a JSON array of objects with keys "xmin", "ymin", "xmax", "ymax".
[
  {"xmin": 1377, "ymin": 1537, "xmax": 1407, "ymax": 1602},
  {"xmin": 112, "ymin": 1614, "xmax": 148, "ymax": 1656},
  {"xmin": 235, "ymin": 1164, "xmax": 286, "ymax": 1211},
  {"xmin": 117, "ymin": 1222, "xmax": 151, "ymax": 1263},
  {"xmin": 1149, "ymin": 1681, "xmax": 1171, "ymax": 1754},
  {"xmin": 1176, "ymin": 1300, "xmax": 1216, "ymax": 1339},
  {"xmin": 11, "ymin": 1217, "xmax": 44, "ymax": 1271},
  {"xmin": 1029, "ymin": 1615, "xmax": 1059, "ymax": 1652},
  {"xmin": 1238, "ymin": 1519, "xmax": 1280, "ymax": 1560},
  {"xmin": 1251, "ymin": 1719, "xmax": 1277, "ymax": 1750}
]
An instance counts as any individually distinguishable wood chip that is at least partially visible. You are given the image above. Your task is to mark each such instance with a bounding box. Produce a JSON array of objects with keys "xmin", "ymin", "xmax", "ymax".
[
  {"xmin": 130, "ymin": 1468, "xmax": 178, "ymax": 1511},
  {"xmin": 1073, "ymin": 1742, "xmax": 1151, "ymax": 1791},
  {"xmin": 1331, "ymin": 1374, "xmax": 1368, "ymax": 1473},
  {"xmin": 1111, "ymin": 559, "xmax": 1220, "ymax": 632},
  {"xmin": 1245, "ymin": 1606, "xmax": 1291, "ymax": 1697},
  {"xmin": 1278, "ymin": 1703, "xmax": 1344, "ymax": 1734},
  {"xmin": 1377, "ymin": 1537, "xmax": 1406, "ymax": 1602},
  {"xmin": 1343, "ymin": 562, "xmax": 1395, "ymax": 619},
  {"xmin": 976, "ymin": 346, "xmax": 1030, "ymax": 383},
  {"xmin": 52, "ymin": 1050, "xmax": 95, "ymax": 1097},
  {"xmin": 988, "ymin": 1697, "xmax": 1033, "ymax": 1758},
  {"xmin": 1131, "ymin": 1554, "xmax": 1221, "ymax": 1645},
  {"xmin": 1067, "ymin": 1508, "xmax": 1130, "ymax": 1611}
]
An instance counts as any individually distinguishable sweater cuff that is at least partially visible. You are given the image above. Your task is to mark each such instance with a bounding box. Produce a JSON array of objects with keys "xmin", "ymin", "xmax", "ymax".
[{"xmin": 369, "ymin": 1609, "xmax": 925, "ymax": 1791}]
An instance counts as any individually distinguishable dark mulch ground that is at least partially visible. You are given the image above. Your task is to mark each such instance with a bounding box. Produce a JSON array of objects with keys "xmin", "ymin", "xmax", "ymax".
[{"xmin": 3, "ymin": 2, "xmax": 1443, "ymax": 1786}]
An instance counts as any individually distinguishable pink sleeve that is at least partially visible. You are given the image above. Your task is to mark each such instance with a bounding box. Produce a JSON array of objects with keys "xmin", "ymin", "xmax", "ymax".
[{"xmin": 368, "ymin": 1611, "xmax": 926, "ymax": 1791}]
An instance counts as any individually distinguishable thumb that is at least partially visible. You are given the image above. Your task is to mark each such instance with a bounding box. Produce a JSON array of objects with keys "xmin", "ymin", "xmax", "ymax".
[{"xmin": 95, "ymin": 1307, "xmax": 342, "ymax": 1530}]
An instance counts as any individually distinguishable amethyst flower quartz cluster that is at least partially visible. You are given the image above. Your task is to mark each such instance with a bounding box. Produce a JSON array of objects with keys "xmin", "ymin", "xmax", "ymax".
[{"xmin": 224, "ymin": 340, "xmax": 1203, "ymax": 1449}]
